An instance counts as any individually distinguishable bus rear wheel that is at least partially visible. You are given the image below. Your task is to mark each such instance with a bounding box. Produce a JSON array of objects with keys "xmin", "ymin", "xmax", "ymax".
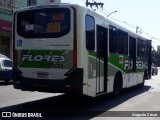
[
  {"xmin": 138, "ymin": 73, "xmax": 145, "ymax": 88},
  {"xmin": 113, "ymin": 73, "xmax": 122, "ymax": 98}
]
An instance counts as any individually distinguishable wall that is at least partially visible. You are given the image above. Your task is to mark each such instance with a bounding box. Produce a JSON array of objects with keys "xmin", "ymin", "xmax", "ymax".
[{"xmin": 0, "ymin": 0, "xmax": 45, "ymax": 58}]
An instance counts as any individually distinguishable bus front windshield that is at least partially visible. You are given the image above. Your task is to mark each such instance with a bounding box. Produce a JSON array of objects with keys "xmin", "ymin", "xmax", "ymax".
[{"xmin": 17, "ymin": 8, "xmax": 70, "ymax": 38}]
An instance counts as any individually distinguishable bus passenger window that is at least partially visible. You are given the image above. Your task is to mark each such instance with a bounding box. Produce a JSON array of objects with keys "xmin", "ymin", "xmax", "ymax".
[
  {"xmin": 137, "ymin": 38, "xmax": 142, "ymax": 57},
  {"xmin": 109, "ymin": 25, "xmax": 117, "ymax": 53},
  {"xmin": 142, "ymin": 40, "xmax": 147, "ymax": 58},
  {"xmin": 129, "ymin": 36, "xmax": 136, "ymax": 58},
  {"xmin": 117, "ymin": 29, "xmax": 128, "ymax": 55},
  {"xmin": 85, "ymin": 15, "xmax": 95, "ymax": 51}
]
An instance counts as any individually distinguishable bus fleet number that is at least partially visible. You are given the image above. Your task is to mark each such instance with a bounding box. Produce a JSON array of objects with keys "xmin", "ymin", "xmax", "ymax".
[{"xmin": 40, "ymin": 63, "xmax": 63, "ymax": 69}]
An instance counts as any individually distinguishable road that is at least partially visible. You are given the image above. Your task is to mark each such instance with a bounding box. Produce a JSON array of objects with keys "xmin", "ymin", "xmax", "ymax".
[{"xmin": 0, "ymin": 70, "xmax": 160, "ymax": 120}]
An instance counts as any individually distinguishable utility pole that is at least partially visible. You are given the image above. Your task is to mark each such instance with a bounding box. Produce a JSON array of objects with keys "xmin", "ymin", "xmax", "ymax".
[{"xmin": 86, "ymin": 0, "xmax": 104, "ymax": 10}]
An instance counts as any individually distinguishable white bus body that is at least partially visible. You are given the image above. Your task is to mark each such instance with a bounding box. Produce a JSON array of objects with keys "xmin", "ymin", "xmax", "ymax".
[{"xmin": 13, "ymin": 3, "xmax": 152, "ymax": 97}]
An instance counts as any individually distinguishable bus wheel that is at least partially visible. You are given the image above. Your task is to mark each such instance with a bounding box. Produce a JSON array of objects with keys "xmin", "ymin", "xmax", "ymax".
[
  {"xmin": 113, "ymin": 73, "xmax": 122, "ymax": 98},
  {"xmin": 5, "ymin": 80, "xmax": 10, "ymax": 84},
  {"xmin": 138, "ymin": 74, "xmax": 145, "ymax": 88}
]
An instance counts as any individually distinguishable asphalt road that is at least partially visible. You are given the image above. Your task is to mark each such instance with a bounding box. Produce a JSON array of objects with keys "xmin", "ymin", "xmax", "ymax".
[{"xmin": 0, "ymin": 70, "xmax": 160, "ymax": 120}]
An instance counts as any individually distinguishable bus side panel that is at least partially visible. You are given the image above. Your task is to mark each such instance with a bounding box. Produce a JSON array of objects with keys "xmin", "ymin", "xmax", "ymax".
[{"xmin": 88, "ymin": 52, "xmax": 97, "ymax": 97}]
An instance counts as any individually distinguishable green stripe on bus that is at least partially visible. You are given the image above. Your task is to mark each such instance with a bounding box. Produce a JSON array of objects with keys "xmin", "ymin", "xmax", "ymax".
[{"xmin": 17, "ymin": 50, "xmax": 73, "ymax": 69}]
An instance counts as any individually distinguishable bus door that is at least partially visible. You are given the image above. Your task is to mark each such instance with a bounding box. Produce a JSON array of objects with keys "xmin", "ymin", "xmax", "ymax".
[
  {"xmin": 146, "ymin": 40, "xmax": 152, "ymax": 79},
  {"xmin": 96, "ymin": 25, "xmax": 108, "ymax": 94},
  {"xmin": 128, "ymin": 36, "xmax": 137, "ymax": 86},
  {"xmin": 129, "ymin": 36, "xmax": 136, "ymax": 72}
]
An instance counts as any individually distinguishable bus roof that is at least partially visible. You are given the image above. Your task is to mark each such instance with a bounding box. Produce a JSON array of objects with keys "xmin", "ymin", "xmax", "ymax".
[{"xmin": 15, "ymin": 3, "xmax": 150, "ymax": 41}]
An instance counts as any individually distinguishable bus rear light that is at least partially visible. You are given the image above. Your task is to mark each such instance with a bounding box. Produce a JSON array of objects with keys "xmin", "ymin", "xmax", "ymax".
[
  {"xmin": 73, "ymin": 49, "xmax": 77, "ymax": 67},
  {"xmin": 64, "ymin": 6, "xmax": 77, "ymax": 77},
  {"xmin": 73, "ymin": 6, "xmax": 77, "ymax": 68}
]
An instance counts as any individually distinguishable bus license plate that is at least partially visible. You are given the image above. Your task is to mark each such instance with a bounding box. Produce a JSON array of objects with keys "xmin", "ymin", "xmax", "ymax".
[{"xmin": 37, "ymin": 72, "xmax": 49, "ymax": 79}]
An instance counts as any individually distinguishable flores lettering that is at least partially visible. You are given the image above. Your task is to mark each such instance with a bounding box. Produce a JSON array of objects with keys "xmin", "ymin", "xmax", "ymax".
[
  {"xmin": 22, "ymin": 55, "xmax": 65, "ymax": 62},
  {"xmin": 124, "ymin": 60, "xmax": 144, "ymax": 70}
]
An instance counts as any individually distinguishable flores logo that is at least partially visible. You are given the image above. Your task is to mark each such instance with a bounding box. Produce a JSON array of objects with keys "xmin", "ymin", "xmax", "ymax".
[
  {"xmin": 22, "ymin": 55, "xmax": 65, "ymax": 62},
  {"xmin": 124, "ymin": 60, "xmax": 144, "ymax": 70}
]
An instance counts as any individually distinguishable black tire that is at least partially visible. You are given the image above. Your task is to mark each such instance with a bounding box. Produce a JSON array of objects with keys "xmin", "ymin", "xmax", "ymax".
[
  {"xmin": 5, "ymin": 80, "xmax": 10, "ymax": 83},
  {"xmin": 138, "ymin": 74, "xmax": 145, "ymax": 88},
  {"xmin": 113, "ymin": 74, "xmax": 122, "ymax": 98},
  {"xmin": 156, "ymin": 71, "xmax": 158, "ymax": 75},
  {"xmin": 152, "ymin": 69, "xmax": 154, "ymax": 75}
]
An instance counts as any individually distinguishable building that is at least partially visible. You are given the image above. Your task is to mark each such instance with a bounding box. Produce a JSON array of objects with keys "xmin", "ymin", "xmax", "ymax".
[{"xmin": 0, "ymin": 0, "xmax": 45, "ymax": 58}]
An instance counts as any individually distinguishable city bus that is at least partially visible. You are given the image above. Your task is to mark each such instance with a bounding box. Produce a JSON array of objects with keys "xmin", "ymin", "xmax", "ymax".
[{"xmin": 12, "ymin": 2, "xmax": 152, "ymax": 97}]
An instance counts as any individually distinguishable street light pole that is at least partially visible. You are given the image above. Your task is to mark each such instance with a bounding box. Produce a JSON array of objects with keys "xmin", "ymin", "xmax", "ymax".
[{"xmin": 107, "ymin": 10, "xmax": 117, "ymax": 17}]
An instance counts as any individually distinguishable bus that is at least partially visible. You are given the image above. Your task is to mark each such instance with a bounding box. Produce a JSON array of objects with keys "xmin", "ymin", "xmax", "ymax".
[{"xmin": 12, "ymin": 2, "xmax": 152, "ymax": 97}]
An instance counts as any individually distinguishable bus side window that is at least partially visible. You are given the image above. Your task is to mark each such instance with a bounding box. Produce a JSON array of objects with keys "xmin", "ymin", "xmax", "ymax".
[
  {"xmin": 142, "ymin": 40, "xmax": 147, "ymax": 58},
  {"xmin": 137, "ymin": 38, "xmax": 142, "ymax": 57},
  {"xmin": 85, "ymin": 15, "xmax": 95, "ymax": 51},
  {"xmin": 129, "ymin": 36, "xmax": 136, "ymax": 58},
  {"xmin": 97, "ymin": 25, "xmax": 108, "ymax": 58},
  {"xmin": 117, "ymin": 29, "xmax": 128, "ymax": 55},
  {"xmin": 109, "ymin": 25, "xmax": 117, "ymax": 53}
]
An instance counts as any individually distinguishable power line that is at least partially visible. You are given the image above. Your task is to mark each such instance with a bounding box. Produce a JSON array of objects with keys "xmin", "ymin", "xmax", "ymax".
[
  {"xmin": 100, "ymin": 8, "xmax": 157, "ymax": 40},
  {"xmin": 83, "ymin": 0, "xmax": 160, "ymax": 42}
]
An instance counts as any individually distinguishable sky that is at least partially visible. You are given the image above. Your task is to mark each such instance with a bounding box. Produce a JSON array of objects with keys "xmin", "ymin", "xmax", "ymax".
[{"xmin": 62, "ymin": 0, "xmax": 160, "ymax": 50}]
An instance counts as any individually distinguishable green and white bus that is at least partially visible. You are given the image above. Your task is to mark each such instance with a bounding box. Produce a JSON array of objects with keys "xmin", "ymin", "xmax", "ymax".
[{"xmin": 13, "ymin": 2, "xmax": 152, "ymax": 97}]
